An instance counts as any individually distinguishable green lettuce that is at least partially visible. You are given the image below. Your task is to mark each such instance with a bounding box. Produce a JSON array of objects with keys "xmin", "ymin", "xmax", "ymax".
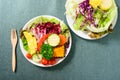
[{"xmin": 87, "ymin": 0, "xmax": 117, "ymax": 32}]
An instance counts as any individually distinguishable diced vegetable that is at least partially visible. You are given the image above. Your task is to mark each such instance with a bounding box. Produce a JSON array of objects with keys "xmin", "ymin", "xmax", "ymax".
[
  {"xmin": 38, "ymin": 54, "xmax": 42, "ymax": 61},
  {"xmin": 37, "ymin": 34, "xmax": 50, "ymax": 52},
  {"xmin": 32, "ymin": 54, "xmax": 42, "ymax": 63},
  {"xmin": 48, "ymin": 34, "xmax": 60, "ymax": 47},
  {"xmin": 59, "ymin": 34, "xmax": 67, "ymax": 46},
  {"xmin": 37, "ymin": 42, "xmax": 42, "ymax": 52},
  {"xmin": 62, "ymin": 29, "xmax": 70, "ymax": 42},
  {"xmin": 53, "ymin": 45, "xmax": 65, "ymax": 58},
  {"xmin": 40, "ymin": 44, "xmax": 53, "ymax": 60}
]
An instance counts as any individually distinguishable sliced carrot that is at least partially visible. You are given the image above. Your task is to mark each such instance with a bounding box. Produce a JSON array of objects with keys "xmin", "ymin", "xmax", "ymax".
[
  {"xmin": 41, "ymin": 34, "xmax": 49, "ymax": 42},
  {"xmin": 59, "ymin": 34, "xmax": 67, "ymax": 46},
  {"xmin": 37, "ymin": 42, "xmax": 42, "ymax": 51},
  {"xmin": 37, "ymin": 34, "xmax": 50, "ymax": 52}
]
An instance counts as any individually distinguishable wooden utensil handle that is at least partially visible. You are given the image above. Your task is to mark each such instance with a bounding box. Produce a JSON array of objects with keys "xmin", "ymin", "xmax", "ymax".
[{"xmin": 12, "ymin": 47, "xmax": 16, "ymax": 72}]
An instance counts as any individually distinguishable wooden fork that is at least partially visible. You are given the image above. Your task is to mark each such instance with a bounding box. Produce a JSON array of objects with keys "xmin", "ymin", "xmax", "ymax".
[{"xmin": 11, "ymin": 29, "xmax": 17, "ymax": 72}]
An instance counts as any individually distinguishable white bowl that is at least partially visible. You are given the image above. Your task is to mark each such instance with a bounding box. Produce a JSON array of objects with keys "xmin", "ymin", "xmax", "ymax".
[
  {"xmin": 20, "ymin": 15, "xmax": 72, "ymax": 67},
  {"xmin": 65, "ymin": 0, "xmax": 118, "ymax": 40}
]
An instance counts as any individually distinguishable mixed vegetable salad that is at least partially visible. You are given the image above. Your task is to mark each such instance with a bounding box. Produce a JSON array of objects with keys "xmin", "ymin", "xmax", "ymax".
[
  {"xmin": 20, "ymin": 16, "xmax": 70, "ymax": 66},
  {"xmin": 66, "ymin": 0, "xmax": 117, "ymax": 39}
]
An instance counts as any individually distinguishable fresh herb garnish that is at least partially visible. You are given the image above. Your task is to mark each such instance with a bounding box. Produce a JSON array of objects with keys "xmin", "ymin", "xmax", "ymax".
[{"xmin": 40, "ymin": 44, "xmax": 53, "ymax": 60}]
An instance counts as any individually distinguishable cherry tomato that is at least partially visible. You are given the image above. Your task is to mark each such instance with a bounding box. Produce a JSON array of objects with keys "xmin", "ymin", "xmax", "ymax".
[
  {"xmin": 41, "ymin": 58, "xmax": 48, "ymax": 65},
  {"xmin": 26, "ymin": 53, "xmax": 32, "ymax": 59},
  {"xmin": 48, "ymin": 58, "xmax": 56, "ymax": 65}
]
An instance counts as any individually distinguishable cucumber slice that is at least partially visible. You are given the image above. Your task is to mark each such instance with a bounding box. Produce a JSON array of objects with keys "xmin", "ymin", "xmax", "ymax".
[
  {"xmin": 48, "ymin": 34, "xmax": 60, "ymax": 47},
  {"xmin": 38, "ymin": 54, "xmax": 42, "ymax": 60},
  {"xmin": 32, "ymin": 54, "xmax": 42, "ymax": 63}
]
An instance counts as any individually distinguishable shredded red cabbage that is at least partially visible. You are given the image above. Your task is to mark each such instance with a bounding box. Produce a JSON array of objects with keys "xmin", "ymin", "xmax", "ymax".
[
  {"xmin": 31, "ymin": 22, "xmax": 61, "ymax": 42},
  {"xmin": 76, "ymin": 0, "xmax": 97, "ymax": 27}
]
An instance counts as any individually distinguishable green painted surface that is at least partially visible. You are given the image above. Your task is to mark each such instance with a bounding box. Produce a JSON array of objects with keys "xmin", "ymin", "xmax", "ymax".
[{"xmin": 0, "ymin": 0, "xmax": 120, "ymax": 80}]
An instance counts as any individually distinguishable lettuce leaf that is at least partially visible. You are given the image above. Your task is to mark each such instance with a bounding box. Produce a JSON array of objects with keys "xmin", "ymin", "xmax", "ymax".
[{"xmin": 87, "ymin": 0, "xmax": 117, "ymax": 32}]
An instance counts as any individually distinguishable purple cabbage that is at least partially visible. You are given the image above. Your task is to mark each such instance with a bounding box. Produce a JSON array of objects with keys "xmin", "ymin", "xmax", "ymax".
[
  {"xmin": 31, "ymin": 22, "xmax": 61, "ymax": 42},
  {"xmin": 76, "ymin": 0, "xmax": 97, "ymax": 27}
]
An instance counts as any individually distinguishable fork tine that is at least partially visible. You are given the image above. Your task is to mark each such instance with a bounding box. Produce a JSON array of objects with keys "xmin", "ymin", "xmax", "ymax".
[
  {"xmin": 11, "ymin": 29, "xmax": 16, "ymax": 39},
  {"xmin": 13, "ymin": 29, "xmax": 16, "ymax": 38}
]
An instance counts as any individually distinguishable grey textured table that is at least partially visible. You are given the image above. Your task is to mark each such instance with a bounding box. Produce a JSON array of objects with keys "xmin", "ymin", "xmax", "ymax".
[{"xmin": 0, "ymin": 0, "xmax": 120, "ymax": 80}]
